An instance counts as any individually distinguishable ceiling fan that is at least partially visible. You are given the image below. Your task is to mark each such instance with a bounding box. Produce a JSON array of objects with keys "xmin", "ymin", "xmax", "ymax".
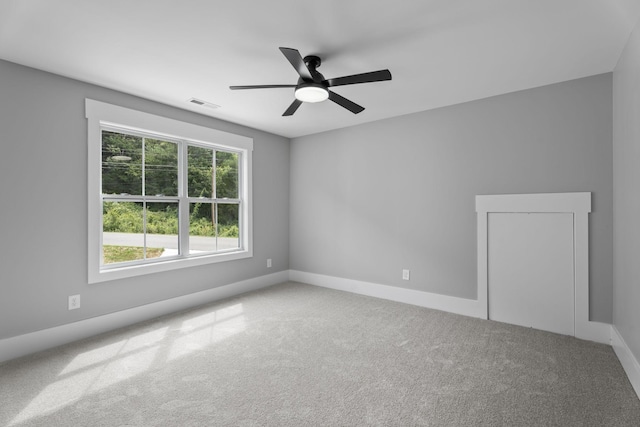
[{"xmin": 230, "ymin": 47, "xmax": 392, "ymax": 116}]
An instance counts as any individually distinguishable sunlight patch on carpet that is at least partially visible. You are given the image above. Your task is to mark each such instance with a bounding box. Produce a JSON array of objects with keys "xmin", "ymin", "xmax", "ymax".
[
  {"xmin": 168, "ymin": 304, "xmax": 246, "ymax": 361},
  {"xmin": 10, "ymin": 346, "xmax": 159, "ymax": 425},
  {"xmin": 59, "ymin": 327, "xmax": 169, "ymax": 376}
]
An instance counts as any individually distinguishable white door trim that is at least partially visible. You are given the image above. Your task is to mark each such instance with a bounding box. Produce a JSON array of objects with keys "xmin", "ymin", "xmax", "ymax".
[{"xmin": 476, "ymin": 192, "xmax": 609, "ymax": 342}]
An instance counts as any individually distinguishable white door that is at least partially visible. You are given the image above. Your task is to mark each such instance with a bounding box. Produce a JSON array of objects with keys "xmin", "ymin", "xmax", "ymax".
[{"xmin": 487, "ymin": 212, "xmax": 574, "ymax": 336}]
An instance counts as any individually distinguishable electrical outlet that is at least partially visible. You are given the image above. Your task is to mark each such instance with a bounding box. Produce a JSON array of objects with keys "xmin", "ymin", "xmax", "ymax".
[
  {"xmin": 68, "ymin": 294, "xmax": 81, "ymax": 310},
  {"xmin": 402, "ymin": 269, "xmax": 410, "ymax": 281},
  {"xmin": 267, "ymin": 258, "xmax": 272, "ymax": 268}
]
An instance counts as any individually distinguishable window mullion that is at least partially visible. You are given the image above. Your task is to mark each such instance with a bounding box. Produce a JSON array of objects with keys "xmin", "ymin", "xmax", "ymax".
[
  {"xmin": 142, "ymin": 138, "xmax": 147, "ymax": 259},
  {"xmin": 213, "ymin": 198, "xmax": 241, "ymax": 204},
  {"xmin": 237, "ymin": 152, "xmax": 244, "ymax": 249},
  {"xmin": 143, "ymin": 201, "xmax": 147, "ymax": 259},
  {"xmin": 212, "ymin": 150, "xmax": 217, "ymax": 199},
  {"xmin": 212, "ymin": 149, "xmax": 217, "ymax": 246},
  {"xmin": 141, "ymin": 137, "xmax": 146, "ymax": 197},
  {"xmin": 214, "ymin": 203, "xmax": 219, "ymax": 252},
  {"xmin": 179, "ymin": 142, "xmax": 189, "ymax": 255}
]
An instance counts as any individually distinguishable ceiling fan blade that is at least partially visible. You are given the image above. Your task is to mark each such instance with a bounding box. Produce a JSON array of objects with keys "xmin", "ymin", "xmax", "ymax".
[
  {"xmin": 279, "ymin": 47, "xmax": 314, "ymax": 81},
  {"xmin": 283, "ymin": 99, "xmax": 303, "ymax": 116},
  {"xmin": 328, "ymin": 91, "xmax": 365, "ymax": 114},
  {"xmin": 230, "ymin": 84, "xmax": 296, "ymax": 90},
  {"xmin": 324, "ymin": 69, "xmax": 392, "ymax": 87}
]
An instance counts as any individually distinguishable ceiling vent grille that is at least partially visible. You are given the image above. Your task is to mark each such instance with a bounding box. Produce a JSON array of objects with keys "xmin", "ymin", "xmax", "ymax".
[{"xmin": 188, "ymin": 98, "xmax": 220, "ymax": 109}]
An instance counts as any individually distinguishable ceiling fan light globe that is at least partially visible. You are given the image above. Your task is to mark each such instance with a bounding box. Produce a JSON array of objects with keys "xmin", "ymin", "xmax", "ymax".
[{"xmin": 295, "ymin": 86, "xmax": 329, "ymax": 103}]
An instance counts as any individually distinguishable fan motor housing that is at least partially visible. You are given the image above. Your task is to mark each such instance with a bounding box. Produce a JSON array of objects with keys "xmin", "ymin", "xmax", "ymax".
[
  {"xmin": 302, "ymin": 55, "xmax": 326, "ymax": 82},
  {"xmin": 303, "ymin": 55, "xmax": 321, "ymax": 69}
]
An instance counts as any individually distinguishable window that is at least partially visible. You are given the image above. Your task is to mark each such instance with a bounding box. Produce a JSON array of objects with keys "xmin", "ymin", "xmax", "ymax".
[{"xmin": 87, "ymin": 99, "xmax": 253, "ymax": 283}]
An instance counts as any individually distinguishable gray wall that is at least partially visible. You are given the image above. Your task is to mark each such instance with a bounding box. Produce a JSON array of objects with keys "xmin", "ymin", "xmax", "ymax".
[
  {"xmin": 290, "ymin": 74, "xmax": 613, "ymax": 323},
  {"xmin": 0, "ymin": 59, "xmax": 290, "ymax": 340},
  {"xmin": 0, "ymin": 56, "xmax": 619, "ymax": 341},
  {"xmin": 613, "ymin": 20, "xmax": 640, "ymax": 360}
]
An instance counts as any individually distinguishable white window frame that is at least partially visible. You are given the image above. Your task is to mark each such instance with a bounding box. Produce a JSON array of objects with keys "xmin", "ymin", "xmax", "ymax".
[{"xmin": 86, "ymin": 99, "xmax": 253, "ymax": 284}]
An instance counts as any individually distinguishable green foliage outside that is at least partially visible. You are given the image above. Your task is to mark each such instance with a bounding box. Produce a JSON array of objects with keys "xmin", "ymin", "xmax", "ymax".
[
  {"xmin": 103, "ymin": 202, "xmax": 239, "ymax": 238},
  {"xmin": 101, "ymin": 131, "xmax": 239, "ymax": 238},
  {"xmin": 103, "ymin": 245, "xmax": 163, "ymax": 264}
]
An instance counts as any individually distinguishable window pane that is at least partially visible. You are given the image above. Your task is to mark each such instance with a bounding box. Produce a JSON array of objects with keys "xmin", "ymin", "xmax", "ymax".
[
  {"xmin": 102, "ymin": 201, "xmax": 144, "ymax": 264},
  {"xmin": 188, "ymin": 145, "xmax": 213, "ymax": 198},
  {"xmin": 218, "ymin": 204, "xmax": 239, "ymax": 250},
  {"xmin": 102, "ymin": 131, "xmax": 142, "ymax": 195},
  {"xmin": 216, "ymin": 151, "xmax": 238, "ymax": 199},
  {"xmin": 145, "ymin": 139, "xmax": 178, "ymax": 197},
  {"xmin": 189, "ymin": 202, "xmax": 216, "ymax": 254},
  {"xmin": 146, "ymin": 202, "xmax": 179, "ymax": 258}
]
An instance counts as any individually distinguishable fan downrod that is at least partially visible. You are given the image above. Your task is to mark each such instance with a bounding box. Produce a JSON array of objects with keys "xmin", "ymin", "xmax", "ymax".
[{"xmin": 303, "ymin": 55, "xmax": 321, "ymax": 71}]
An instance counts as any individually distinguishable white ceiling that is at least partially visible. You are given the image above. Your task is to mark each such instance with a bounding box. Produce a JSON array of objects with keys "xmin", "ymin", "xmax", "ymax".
[{"xmin": 1, "ymin": 0, "xmax": 639, "ymax": 138}]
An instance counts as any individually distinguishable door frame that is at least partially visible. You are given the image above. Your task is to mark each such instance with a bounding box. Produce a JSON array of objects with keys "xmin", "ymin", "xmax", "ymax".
[{"xmin": 476, "ymin": 192, "xmax": 609, "ymax": 341}]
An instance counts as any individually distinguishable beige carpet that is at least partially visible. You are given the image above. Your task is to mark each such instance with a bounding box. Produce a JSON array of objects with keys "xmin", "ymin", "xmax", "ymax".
[{"xmin": 1, "ymin": 281, "xmax": 639, "ymax": 426}]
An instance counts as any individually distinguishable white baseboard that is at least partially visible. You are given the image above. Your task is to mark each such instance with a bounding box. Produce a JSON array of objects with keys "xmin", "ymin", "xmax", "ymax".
[
  {"xmin": 611, "ymin": 325, "xmax": 640, "ymax": 400},
  {"xmin": 0, "ymin": 270, "xmax": 288, "ymax": 364},
  {"xmin": 289, "ymin": 270, "xmax": 486, "ymax": 319},
  {"xmin": 289, "ymin": 270, "xmax": 612, "ymax": 344},
  {"xmin": 3, "ymin": 268, "xmax": 629, "ymax": 395},
  {"xmin": 293, "ymin": 270, "xmax": 634, "ymax": 396},
  {"xmin": 575, "ymin": 320, "xmax": 612, "ymax": 344}
]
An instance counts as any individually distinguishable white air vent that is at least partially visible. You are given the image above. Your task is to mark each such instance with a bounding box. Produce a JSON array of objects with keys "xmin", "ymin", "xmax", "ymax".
[{"xmin": 188, "ymin": 98, "xmax": 220, "ymax": 109}]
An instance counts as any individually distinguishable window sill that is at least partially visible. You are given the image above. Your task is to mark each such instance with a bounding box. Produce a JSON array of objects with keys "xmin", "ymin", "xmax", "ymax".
[{"xmin": 89, "ymin": 249, "xmax": 252, "ymax": 284}]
